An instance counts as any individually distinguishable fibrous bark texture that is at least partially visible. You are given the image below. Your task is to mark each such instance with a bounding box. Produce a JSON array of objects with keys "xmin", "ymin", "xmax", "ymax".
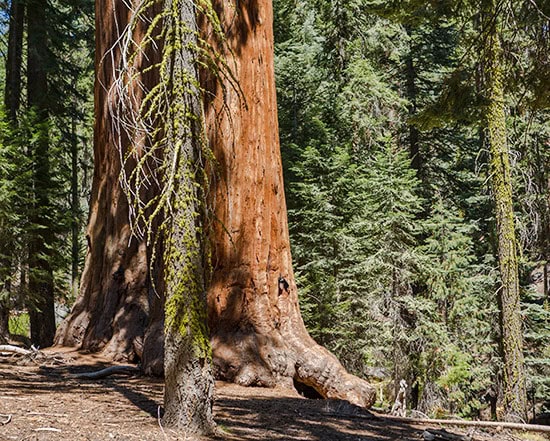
[
  {"xmin": 54, "ymin": 0, "xmax": 153, "ymax": 361},
  {"xmin": 160, "ymin": 0, "xmax": 215, "ymax": 433},
  {"xmin": 203, "ymin": 0, "xmax": 375, "ymax": 408},
  {"xmin": 483, "ymin": 0, "xmax": 527, "ymax": 422},
  {"xmin": 56, "ymin": 0, "xmax": 375, "ymax": 410}
]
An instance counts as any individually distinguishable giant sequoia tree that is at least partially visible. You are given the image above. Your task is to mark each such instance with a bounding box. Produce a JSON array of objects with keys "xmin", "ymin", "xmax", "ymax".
[
  {"xmin": 202, "ymin": 0, "xmax": 374, "ymax": 405},
  {"xmin": 56, "ymin": 0, "xmax": 375, "ymax": 409}
]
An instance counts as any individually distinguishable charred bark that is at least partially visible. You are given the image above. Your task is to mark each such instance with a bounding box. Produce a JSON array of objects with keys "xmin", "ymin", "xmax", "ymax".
[
  {"xmin": 0, "ymin": 301, "xmax": 8, "ymax": 344},
  {"xmin": 203, "ymin": 0, "xmax": 375, "ymax": 407}
]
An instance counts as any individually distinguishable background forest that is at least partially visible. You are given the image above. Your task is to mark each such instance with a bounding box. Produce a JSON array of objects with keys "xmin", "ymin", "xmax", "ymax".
[{"xmin": 0, "ymin": 0, "xmax": 548, "ymax": 422}]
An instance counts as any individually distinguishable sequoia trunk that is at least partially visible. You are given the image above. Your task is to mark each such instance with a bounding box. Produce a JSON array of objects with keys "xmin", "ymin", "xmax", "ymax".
[
  {"xmin": 56, "ymin": 0, "xmax": 376, "ymax": 409},
  {"xmin": 203, "ymin": 0, "xmax": 375, "ymax": 407},
  {"xmin": 54, "ymin": 0, "xmax": 153, "ymax": 360}
]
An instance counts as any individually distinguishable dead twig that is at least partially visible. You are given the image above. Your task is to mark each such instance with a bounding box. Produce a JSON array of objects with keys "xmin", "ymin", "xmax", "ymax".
[
  {"xmin": 0, "ymin": 413, "xmax": 12, "ymax": 425},
  {"xmin": 0, "ymin": 345, "xmax": 32, "ymax": 356},
  {"xmin": 69, "ymin": 365, "xmax": 140, "ymax": 379},
  {"xmin": 33, "ymin": 427, "xmax": 62, "ymax": 432}
]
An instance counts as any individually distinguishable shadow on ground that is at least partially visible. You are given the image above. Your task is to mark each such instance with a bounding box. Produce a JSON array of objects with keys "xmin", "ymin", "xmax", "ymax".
[
  {"xmin": 0, "ymin": 355, "xmax": 480, "ymax": 441},
  {"xmin": 213, "ymin": 392, "xmax": 422, "ymax": 441}
]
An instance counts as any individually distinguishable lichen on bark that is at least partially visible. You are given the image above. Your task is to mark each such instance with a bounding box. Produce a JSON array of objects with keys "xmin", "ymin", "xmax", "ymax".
[{"xmin": 482, "ymin": 0, "xmax": 527, "ymax": 422}]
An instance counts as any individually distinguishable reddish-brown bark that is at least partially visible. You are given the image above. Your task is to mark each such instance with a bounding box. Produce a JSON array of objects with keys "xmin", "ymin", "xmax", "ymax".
[
  {"xmin": 203, "ymin": 0, "xmax": 375, "ymax": 407},
  {"xmin": 57, "ymin": 0, "xmax": 375, "ymax": 409},
  {"xmin": 54, "ymin": 0, "xmax": 154, "ymax": 361}
]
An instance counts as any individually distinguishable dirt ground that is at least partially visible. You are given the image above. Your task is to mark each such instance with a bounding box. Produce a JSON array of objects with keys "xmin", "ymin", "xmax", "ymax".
[{"xmin": 0, "ymin": 349, "xmax": 545, "ymax": 441}]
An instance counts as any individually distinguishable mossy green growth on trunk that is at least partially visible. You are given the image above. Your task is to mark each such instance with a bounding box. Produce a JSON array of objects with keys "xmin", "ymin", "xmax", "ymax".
[
  {"xmin": 483, "ymin": 0, "xmax": 527, "ymax": 422},
  {"xmin": 164, "ymin": 221, "xmax": 211, "ymax": 361}
]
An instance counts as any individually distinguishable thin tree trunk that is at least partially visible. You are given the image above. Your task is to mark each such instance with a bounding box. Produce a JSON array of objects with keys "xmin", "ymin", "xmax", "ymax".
[
  {"xmin": 160, "ymin": 0, "xmax": 215, "ymax": 433},
  {"xmin": 5, "ymin": 0, "xmax": 24, "ymax": 123},
  {"xmin": 71, "ymin": 114, "xmax": 80, "ymax": 299},
  {"xmin": 27, "ymin": 0, "xmax": 56, "ymax": 348},
  {"xmin": 0, "ymin": 309, "xmax": 8, "ymax": 344},
  {"xmin": 483, "ymin": 0, "xmax": 527, "ymax": 422},
  {"xmin": 0, "ymin": 0, "xmax": 25, "ymax": 345},
  {"xmin": 203, "ymin": 0, "xmax": 375, "ymax": 407}
]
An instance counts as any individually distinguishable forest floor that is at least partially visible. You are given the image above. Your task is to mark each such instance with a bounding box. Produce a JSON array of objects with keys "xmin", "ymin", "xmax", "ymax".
[{"xmin": 0, "ymin": 348, "xmax": 546, "ymax": 441}]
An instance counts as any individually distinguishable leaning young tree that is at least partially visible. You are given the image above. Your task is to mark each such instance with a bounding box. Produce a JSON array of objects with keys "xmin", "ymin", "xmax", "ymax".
[{"xmin": 56, "ymin": 0, "xmax": 375, "ymax": 410}]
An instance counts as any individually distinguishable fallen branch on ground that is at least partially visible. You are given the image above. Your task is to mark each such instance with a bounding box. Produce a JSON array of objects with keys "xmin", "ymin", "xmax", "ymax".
[
  {"xmin": 0, "ymin": 345, "xmax": 32, "ymax": 356},
  {"xmin": 0, "ymin": 414, "xmax": 12, "ymax": 425},
  {"xmin": 381, "ymin": 414, "xmax": 550, "ymax": 433},
  {"xmin": 69, "ymin": 365, "xmax": 140, "ymax": 379},
  {"xmin": 0, "ymin": 345, "xmax": 69, "ymax": 367}
]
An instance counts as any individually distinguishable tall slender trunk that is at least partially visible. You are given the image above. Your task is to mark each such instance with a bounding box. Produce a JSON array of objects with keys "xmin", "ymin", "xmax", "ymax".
[
  {"xmin": 483, "ymin": 0, "xmax": 527, "ymax": 422},
  {"xmin": 0, "ymin": 0, "xmax": 26, "ymax": 344},
  {"xmin": 71, "ymin": 114, "xmax": 80, "ymax": 299},
  {"xmin": 5, "ymin": 0, "xmax": 24, "ymax": 122},
  {"xmin": 27, "ymin": 0, "xmax": 56, "ymax": 348},
  {"xmin": 160, "ymin": 0, "xmax": 214, "ymax": 433}
]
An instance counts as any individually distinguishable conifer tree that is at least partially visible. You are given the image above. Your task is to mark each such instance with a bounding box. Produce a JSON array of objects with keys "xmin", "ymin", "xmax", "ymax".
[{"xmin": 481, "ymin": 0, "xmax": 527, "ymax": 421}]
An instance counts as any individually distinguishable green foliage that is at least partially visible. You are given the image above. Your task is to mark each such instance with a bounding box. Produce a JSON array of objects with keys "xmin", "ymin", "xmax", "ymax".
[
  {"xmin": 0, "ymin": 0, "xmax": 94, "ymax": 332},
  {"xmin": 523, "ymin": 287, "xmax": 550, "ymax": 411},
  {"xmin": 8, "ymin": 312, "xmax": 29, "ymax": 337},
  {"xmin": 275, "ymin": 0, "xmax": 548, "ymax": 419}
]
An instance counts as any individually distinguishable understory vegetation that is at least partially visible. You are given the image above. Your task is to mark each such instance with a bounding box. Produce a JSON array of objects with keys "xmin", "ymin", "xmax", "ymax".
[
  {"xmin": 0, "ymin": 0, "xmax": 548, "ymax": 423},
  {"xmin": 274, "ymin": 0, "xmax": 549, "ymax": 419}
]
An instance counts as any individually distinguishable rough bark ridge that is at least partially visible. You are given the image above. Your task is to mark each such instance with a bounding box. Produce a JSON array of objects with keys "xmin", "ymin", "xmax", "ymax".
[
  {"xmin": 204, "ymin": 0, "xmax": 375, "ymax": 407},
  {"xmin": 483, "ymin": 0, "xmax": 527, "ymax": 422},
  {"xmin": 54, "ymin": 0, "xmax": 154, "ymax": 360},
  {"xmin": 161, "ymin": 0, "xmax": 215, "ymax": 433}
]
